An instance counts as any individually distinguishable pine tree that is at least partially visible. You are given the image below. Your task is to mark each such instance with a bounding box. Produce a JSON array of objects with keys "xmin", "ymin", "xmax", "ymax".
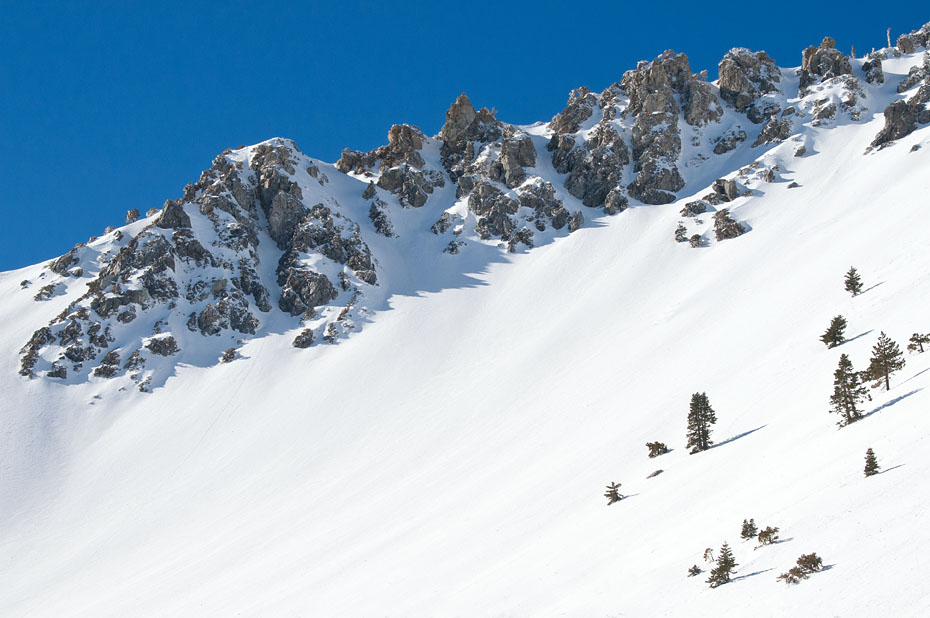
[
  {"xmin": 604, "ymin": 482, "xmax": 624, "ymax": 505},
  {"xmin": 646, "ymin": 441, "xmax": 669, "ymax": 458},
  {"xmin": 796, "ymin": 553, "xmax": 824, "ymax": 573},
  {"xmin": 864, "ymin": 448, "xmax": 880, "ymax": 477},
  {"xmin": 706, "ymin": 542, "xmax": 738, "ymax": 588},
  {"xmin": 740, "ymin": 518, "xmax": 758, "ymax": 540},
  {"xmin": 757, "ymin": 526, "xmax": 780, "ymax": 546},
  {"xmin": 829, "ymin": 354, "xmax": 868, "ymax": 426},
  {"xmin": 686, "ymin": 392, "xmax": 717, "ymax": 454},
  {"xmin": 688, "ymin": 564, "xmax": 702, "ymax": 577},
  {"xmin": 820, "ymin": 315, "xmax": 847, "ymax": 348},
  {"xmin": 844, "ymin": 266, "xmax": 863, "ymax": 296},
  {"xmin": 866, "ymin": 332, "xmax": 905, "ymax": 391},
  {"xmin": 908, "ymin": 332, "xmax": 929, "ymax": 353}
]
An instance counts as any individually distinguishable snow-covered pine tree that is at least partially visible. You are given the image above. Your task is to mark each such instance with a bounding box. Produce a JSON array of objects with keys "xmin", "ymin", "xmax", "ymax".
[
  {"xmin": 867, "ymin": 331, "xmax": 905, "ymax": 391},
  {"xmin": 844, "ymin": 266, "xmax": 863, "ymax": 296},
  {"xmin": 706, "ymin": 542, "xmax": 737, "ymax": 588},
  {"xmin": 820, "ymin": 315, "xmax": 847, "ymax": 348},
  {"xmin": 604, "ymin": 482, "xmax": 624, "ymax": 505},
  {"xmin": 740, "ymin": 518, "xmax": 758, "ymax": 540},
  {"xmin": 830, "ymin": 353, "xmax": 868, "ymax": 426},
  {"xmin": 686, "ymin": 392, "xmax": 716, "ymax": 454},
  {"xmin": 864, "ymin": 448, "xmax": 880, "ymax": 477}
]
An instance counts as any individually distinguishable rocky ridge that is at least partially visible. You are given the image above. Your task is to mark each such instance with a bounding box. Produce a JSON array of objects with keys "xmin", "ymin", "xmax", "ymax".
[{"xmin": 17, "ymin": 23, "xmax": 930, "ymax": 388}]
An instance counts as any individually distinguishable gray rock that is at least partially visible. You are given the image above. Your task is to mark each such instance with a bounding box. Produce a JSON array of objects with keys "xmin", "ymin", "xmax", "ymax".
[
  {"xmin": 278, "ymin": 268, "xmax": 338, "ymax": 316},
  {"xmin": 799, "ymin": 38, "xmax": 853, "ymax": 92},
  {"xmin": 713, "ymin": 208, "xmax": 747, "ymax": 240},
  {"xmin": 362, "ymin": 182, "xmax": 377, "ymax": 199},
  {"xmin": 862, "ymin": 57, "xmax": 885, "ymax": 84},
  {"xmin": 712, "ymin": 128, "xmax": 747, "ymax": 154},
  {"xmin": 292, "ymin": 328, "xmax": 314, "ymax": 348},
  {"xmin": 718, "ymin": 48, "xmax": 781, "ymax": 112},
  {"xmin": 155, "ymin": 200, "xmax": 192, "ymax": 229},
  {"xmin": 146, "ymin": 335, "xmax": 179, "ymax": 356},
  {"xmin": 468, "ymin": 182, "xmax": 519, "ymax": 240},
  {"xmin": 568, "ymin": 211, "xmax": 584, "ymax": 233},
  {"xmin": 549, "ymin": 87, "xmax": 597, "ymax": 134},
  {"xmin": 753, "ymin": 116, "xmax": 792, "ymax": 147},
  {"xmin": 898, "ymin": 34, "xmax": 917, "ymax": 54}
]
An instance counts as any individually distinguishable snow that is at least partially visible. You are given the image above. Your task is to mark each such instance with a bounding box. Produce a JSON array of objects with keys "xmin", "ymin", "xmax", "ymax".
[{"xmin": 1, "ymin": 48, "xmax": 930, "ymax": 617}]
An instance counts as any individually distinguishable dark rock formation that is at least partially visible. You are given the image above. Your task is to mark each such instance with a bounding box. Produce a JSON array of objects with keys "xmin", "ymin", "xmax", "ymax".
[
  {"xmin": 718, "ymin": 48, "xmax": 781, "ymax": 117},
  {"xmin": 439, "ymin": 93, "xmax": 503, "ymax": 180},
  {"xmin": 862, "ymin": 57, "xmax": 884, "ymax": 85},
  {"xmin": 278, "ymin": 268, "xmax": 338, "ymax": 316},
  {"xmin": 799, "ymin": 37, "xmax": 852, "ymax": 92},
  {"xmin": 872, "ymin": 83, "xmax": 930, "ymax": 147},
  {"xmin": 622, "ymin": 50, "xmax": 719, "ymax": 204},
  {"xmin": 713, "ymin": 209, "xmax": 747, "ymax": 240},
  {"xmin": 155, "ymin": 200, "xmax": 192, "ymax": 229},
  {"xmin": 146, "ymin": 335, "xmax": 179, "ymax": 356},
  {"xmin": 469, "ymin": 182, "xmax": 519, "ymax": 240},
  {"xmin": 713, "ymin": 128, "xmax": 747, "ymax": 154},
  {"xmin": 292, "ymin": 328, "xmax": 315, "ymax": 348}
]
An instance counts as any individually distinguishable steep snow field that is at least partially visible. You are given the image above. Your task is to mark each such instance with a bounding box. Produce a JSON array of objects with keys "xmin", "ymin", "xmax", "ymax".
[{"xmin": 2, "ymin": 54, "xmax": 930, "ymax": 616}]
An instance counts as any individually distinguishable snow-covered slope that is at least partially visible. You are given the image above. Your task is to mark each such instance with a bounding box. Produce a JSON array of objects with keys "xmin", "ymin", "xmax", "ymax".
[{"xmin": 1, "ymin": 25, "xmax": 930, "ymax": 617}]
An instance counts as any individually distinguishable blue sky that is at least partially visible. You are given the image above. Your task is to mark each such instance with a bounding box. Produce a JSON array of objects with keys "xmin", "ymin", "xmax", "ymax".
[{"xmin": 1, "ymin": 2, "xmax": 925, "ymax": 270}]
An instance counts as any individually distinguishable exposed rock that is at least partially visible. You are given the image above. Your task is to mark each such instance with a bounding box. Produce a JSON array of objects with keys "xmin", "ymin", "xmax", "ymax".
[
  {"xmin": 155, "ymin": 200, "xmax": 192, "ymax": 229},
  {"xmin": 713, "ymin": 128, "xmax": 747, "ymax": 154},
  {"xmin": 362, "ymin": 182, "xmax": 377, "ymax": 199},
  {"xmin": 146, "ymin": 335, "xmax": 179, "ymax": 356},
  {"xmin": 49, "ymin": 245, "xmax": 81, "ymax": 275},
  {"xmin": 33, "ymin": 283, "xmax": 58, "ymax": 301},
  {"xmin": 221, "ymin": 348, "xmax": 237, "ymax": 362},
  {"xmin": 439, "ymin": 93, "xmax": 503, "ymax": 180},
  {"xmin": 550, "ymin": 123, "xmax": 630, "ymax": 209},
  {"xmin": 518, "ymin": 180, "xmax": 571, "ymax": 229},
  {"xmin": 469, "ymin": 182, "xmax": 519, "ymax": 240},
  {"xmin": 862, "ymin": 57, "xmax": 884, "ymax": 84},
  {"xmin": 92, "ymin": 350, "xmax": 121, "ymax": 378},
  {"xmin": 431, "ymin": 211, "xmax": 457, "ymax": 235},
  {"xmin": 278, "ymin": 268, "xmax": 338, "ymax": 316},
  {"xmin": 493, "ymin": 128, "xmax": 536, "ymax": 188},
  {"xmin": 799, "ymin": 37, "xmax": 853, "ymax": 92},
  {"xmin": 292, "ymin": 328, "xmax": 315, "ymax": 348},
  {"xmin": 788, "ymin": 181, "xmax": 801, "ymax": 189},
  {"xmin": 680, "ymin": 200, "xmax": 709, "ymax": 217},
  {"xmin": 898, "ymin": 34, "xmax": 917, "ymax": 55},
  {"xmin": 123, "ymin": 349, "xmax": 145, "ymax": 371},
  {"xmin": 713, "ymin": 209, "xmax": 747, "ymax": 240},
  {"xmin": 753, "ymin": 116, "xmax": 792, "ymax": 147},
  {"xmin": 623, "ymin": 51, "xmax": 710, "ymax": 203},
  {"xmin": 506, "ymin": 228, "xmax": 534, "ymax": 253},
  {"xmin": 568, "ymin": 211, "xmax": 584, "ymax": 233},
  {"xmin": 47, "ymin": 362, "xmax": 67, "ymax": 379},
  {"xmin": 898, "ymin": 54, "xmax": 930, "ymax": 93},
  {"xmin": 369, "ymin": 202, "xmax": 395, "ymax": 237},
  {"xmin": 689, "ymin": 234, "xmax": 707, "ymax": 248},
  {"xmin": 718, "ymin": 48, "xmax": 781, "ymax": 113},
  {"xmin": 550, "ymin": 87, "xmax": 597, "ymax": 134}
]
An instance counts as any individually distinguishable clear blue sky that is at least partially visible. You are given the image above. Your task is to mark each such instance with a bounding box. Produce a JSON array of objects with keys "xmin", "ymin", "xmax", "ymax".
[{"xmin": 1, "ymin": 2, "xmax": 925, "ymax": 270}]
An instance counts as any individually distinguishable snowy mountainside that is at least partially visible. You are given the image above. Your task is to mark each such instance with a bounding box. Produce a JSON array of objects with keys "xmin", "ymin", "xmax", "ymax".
[{"xmin": 2, "ymin": 22, "xmax": 930, "ymax": 618}]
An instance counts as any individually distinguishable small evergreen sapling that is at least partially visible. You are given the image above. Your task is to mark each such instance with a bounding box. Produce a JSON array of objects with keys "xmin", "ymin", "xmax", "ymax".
[
  {"xmin": 646, "ymin": 441, "xmax": 669, "ymax": 458},
  {"xmin": 830, "ymin": 354, "xmax": 868, "ymax": 427},
  {"xmin": 907, "ymin": 332, "xmax": 929, "ymax": 353},
  {"xmin": 757, "ymin": 526, "xmax": 780, "ymax": 546},
  {"xmin": 740, "ymin": 518, "xmax": 758, "ymax": 540},
  {"xmin": 686, "ymin": 392, "xmax": 716, "ymax": 454},
  {"xmin": 820, "ymin": 315, "xmax": 848, "ymax": 348},
  {"xmin": 864, "ymin": 448, "xmax": 880, "ymax": 477},
  {"xmin": 844, "ymin": 266, "xmax": 863, "ymax": 296},
  {"xmin": 866, "ymin": 332, "xmax": 905, "ymax": 391},
  {"xmin": 604, "ymin": 482, "xmax": 624, "ymax": 505},
  {"xmin": 706, "ymin": 542, "xmax": 738, "ymax": 588},
  {"xmin": 688, "ymin": 564, "xmax": 702, "ymax": 577}
]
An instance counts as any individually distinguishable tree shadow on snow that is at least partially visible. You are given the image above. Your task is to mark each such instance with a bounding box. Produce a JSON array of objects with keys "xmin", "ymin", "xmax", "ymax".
[
  {"xmin": 862, "ymin": 389, "xmax": 922, "ymax": 419},
  {"xmin": 842, "ymin": 330, "xmax": 873, "ymax": 345},
  {"xmin": 900, "ymin": 367, "xmax": 930, "ymax": 385},
  {"xmin": 732, "ymin": 568, "xmax": 773, "ymax": 581},
  {"xmin": 861, "ymin": 281, "xmax": 885, "ymax": 295},
  {"xmin": 709, "ymin": 425, "xmax": 766, "ymax": 450},
  {"xmin": 878, "ymin": 464, "xmax": 906, "ymax": 475}
]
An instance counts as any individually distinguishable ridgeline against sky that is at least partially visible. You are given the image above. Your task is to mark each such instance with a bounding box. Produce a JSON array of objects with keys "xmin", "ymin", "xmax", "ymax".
[{"xmin": 0, "ymin": 2, "xmax": 925, "ymax": 270}]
